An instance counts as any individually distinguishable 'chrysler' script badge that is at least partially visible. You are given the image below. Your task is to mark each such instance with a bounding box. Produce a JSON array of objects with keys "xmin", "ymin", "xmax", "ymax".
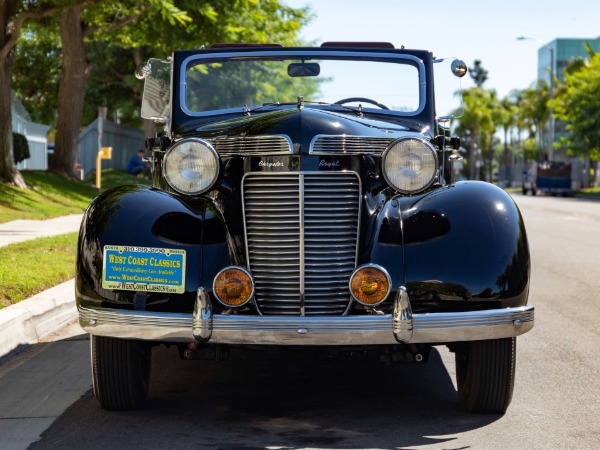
[{"xmin": 259, "ymin": 160, "xmax": 285, "ymax": 168}]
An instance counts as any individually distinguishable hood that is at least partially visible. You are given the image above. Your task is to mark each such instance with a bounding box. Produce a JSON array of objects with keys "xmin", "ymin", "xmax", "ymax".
[{"xmin": 174, "ymin": 107, "xmax": 433, "ymax": 152}]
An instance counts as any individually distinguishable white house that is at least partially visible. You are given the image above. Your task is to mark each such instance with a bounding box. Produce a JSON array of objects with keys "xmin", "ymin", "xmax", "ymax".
[{"xmin": 11, "ymin": 90, "xmax": 51, "ymax": 171}]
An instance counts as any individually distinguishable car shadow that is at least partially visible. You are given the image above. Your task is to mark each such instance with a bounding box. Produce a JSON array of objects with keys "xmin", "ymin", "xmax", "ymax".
[{"xmin": 34, "ymin": 344, "xmax": 503, "ymax": 449}]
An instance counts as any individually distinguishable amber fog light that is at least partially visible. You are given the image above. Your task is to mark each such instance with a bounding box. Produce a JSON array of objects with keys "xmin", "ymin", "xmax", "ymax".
[
  {"xmin": 213, "ymin": 267, "xmax": 254, "ymax": 308},
  {"xmin": 349, "ymin": 264, "xmax": 391, "ymax": 306}
]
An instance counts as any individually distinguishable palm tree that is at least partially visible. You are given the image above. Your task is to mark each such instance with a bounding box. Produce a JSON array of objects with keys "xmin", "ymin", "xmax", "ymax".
[
  {"xmin": 455, "ymin": 87, "xmax": 497, "ymax": 180},
  {"xmin": 497, "ymin": 96, "xmax": 518, "ymax": 185},
  {"xmin": 518, "ymin": 81, "xmax": 551, "ymax": 161}
]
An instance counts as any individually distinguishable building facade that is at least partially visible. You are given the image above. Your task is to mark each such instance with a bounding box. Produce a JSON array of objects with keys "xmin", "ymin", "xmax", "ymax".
[{"xmin": 537, "ymin": 36, "xmax": 600, "ymax": 161}]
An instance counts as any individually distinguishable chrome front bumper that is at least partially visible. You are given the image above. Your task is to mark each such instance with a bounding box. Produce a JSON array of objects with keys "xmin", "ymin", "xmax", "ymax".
[{"xmin": 78, "ymin": 287, "xmax": 535, "ymax": 345}]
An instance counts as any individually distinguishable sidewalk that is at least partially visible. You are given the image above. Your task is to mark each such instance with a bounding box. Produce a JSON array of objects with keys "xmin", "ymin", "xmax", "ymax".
[
  {"xmin": 0, "ymin": 214, "xmax": 84, "ymax": 360},
  {"xmin": 0, "ymin": 214, "xmax": 83, "ymax": 248}
]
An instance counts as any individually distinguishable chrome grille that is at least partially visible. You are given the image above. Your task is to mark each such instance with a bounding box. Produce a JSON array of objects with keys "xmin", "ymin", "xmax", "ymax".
[
  {"xmin": 208, "ymin": 135, "xmax": 292, "ymax": 156},
  {"xmin": 310, "ymin": 135, "xmax": 394, "ymax": 155},
  {"xmin": 243, "ymin": 172, "xmax": 360, "ymax": 316}
]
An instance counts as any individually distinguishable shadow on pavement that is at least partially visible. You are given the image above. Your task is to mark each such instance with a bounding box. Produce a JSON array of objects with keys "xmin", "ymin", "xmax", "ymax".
[{"xmin": 33, "ymin": 344, "xmax": 501, "ymax": 449}]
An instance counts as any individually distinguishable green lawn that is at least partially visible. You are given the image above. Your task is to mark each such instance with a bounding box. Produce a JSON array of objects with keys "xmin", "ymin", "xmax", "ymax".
[
  {"xmin": 0, "ymin": 169, "xmax": 150, "ymax": 224},
  {"xmin": 0, "ymin": 172, "xmax": 96, "ymax": 223},
  {"xmin": 0, "ymin": 233, "xmax": 78, "ymax": 309},
  {"xmin": 0, "ymin": 169, "xmax": 152, "ymax": 307},
  {"xmin": 577, "ymin": 186, "xmax": 600, "ymax": 196}
]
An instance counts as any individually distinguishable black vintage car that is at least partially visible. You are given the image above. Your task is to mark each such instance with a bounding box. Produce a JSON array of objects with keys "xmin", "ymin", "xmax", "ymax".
[{"xmin": 76, "ymin": 42, "xmax": 534, "ymax": 413}]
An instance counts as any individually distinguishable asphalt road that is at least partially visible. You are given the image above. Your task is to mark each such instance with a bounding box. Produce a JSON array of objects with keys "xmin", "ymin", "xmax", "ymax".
[{"xmin": 2, "ymin": 193, "xmax": 599, "ymax": 449}]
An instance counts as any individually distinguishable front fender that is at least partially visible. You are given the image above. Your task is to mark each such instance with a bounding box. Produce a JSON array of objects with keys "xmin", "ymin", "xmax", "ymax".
[
  {"xmin": 76, "ymin": 185, "xmax": 229, "ymax": 312},
  {"xmin": 399, "ymin": 181, "xmax": 530, "ymax": 308}
]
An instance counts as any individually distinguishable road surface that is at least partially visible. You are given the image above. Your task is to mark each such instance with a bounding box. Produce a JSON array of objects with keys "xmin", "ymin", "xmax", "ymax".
[{"xmin": 1, "ymin": 193, "xmax": 599, "ymax": 449}]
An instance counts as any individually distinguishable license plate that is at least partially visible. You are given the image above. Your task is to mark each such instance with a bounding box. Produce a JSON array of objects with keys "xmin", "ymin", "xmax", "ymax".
[{"xmin": 102, "ymin": 245, "xmax": 186, "ymax": 294}]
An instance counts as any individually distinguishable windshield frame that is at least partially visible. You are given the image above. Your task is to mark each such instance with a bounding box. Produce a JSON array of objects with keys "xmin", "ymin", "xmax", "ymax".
[{"xmin": 178, "ymin": 50, "xmax": 427, "ymax": 118}]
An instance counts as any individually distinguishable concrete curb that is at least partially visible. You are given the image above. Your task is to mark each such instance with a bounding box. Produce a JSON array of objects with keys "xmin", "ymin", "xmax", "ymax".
[{"xmin": 0, "ymin": 280, "xmax": 77, "ymax": 361}]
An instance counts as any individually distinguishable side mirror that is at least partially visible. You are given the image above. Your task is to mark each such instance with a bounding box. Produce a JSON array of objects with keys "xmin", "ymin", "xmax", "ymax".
[
  {"xmin": 433, "ymin": 57, "xmax": 465, "ymax": 119},
  {"xmin": 451, "ymin": 60, "xmax": 468, "ymax": 78}
]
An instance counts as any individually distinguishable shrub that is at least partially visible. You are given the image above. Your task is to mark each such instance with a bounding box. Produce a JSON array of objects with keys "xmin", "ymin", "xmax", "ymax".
[{"xmin": 13, "ymin": 132, "xmax": 30, "ymax": 163}]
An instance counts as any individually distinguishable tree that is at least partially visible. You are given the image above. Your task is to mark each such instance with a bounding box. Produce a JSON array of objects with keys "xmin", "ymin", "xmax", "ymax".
[
  {"xmin": 469, "ymin": 59, "xmax": 488, "ymax": 87},
  {"xmin": 13, "ymin": 0, "xmax": 310, "ymax": 178},
  {"xmin": 518, "ymin": 81, "xmax": 551, "ymax": 161},
  {"xmin": 51, "ymin": 1, "xmax": 173, "ymax": 178},
  {"xmin": 0, "ymin": 0, "xmax": 49, "ymax": 187},
  {"xmin": 0, "ymin": 0, "xmax": 61, "ymax": 186},
  {"xmin": 496, "ymin": 96, "xmax": 518, "ymax": 184},
  {"xmin": 12, "ymin": 16, "xmax": 61, "ymax": 125},
  {"xmin": 551, "ymin": 52, "xmax": 600, "ymax": 161},
  {"xmin": 454, "ymin": 87, "xmax": 497, "ymax": 180}
]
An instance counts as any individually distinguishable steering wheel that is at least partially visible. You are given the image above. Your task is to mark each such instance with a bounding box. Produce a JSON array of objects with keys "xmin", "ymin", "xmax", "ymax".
[{"xmin": 334, "ymin": 97, "xmax": 390, "ymax": 110}]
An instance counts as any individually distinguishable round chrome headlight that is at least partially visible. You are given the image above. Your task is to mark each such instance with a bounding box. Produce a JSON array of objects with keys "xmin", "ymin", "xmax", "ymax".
[
  {"xmin": 382, "ymin": 138, "xmax": 438, "ymax": 194},
  {"xmin": 163, "ymin": 138, "xmax": 219, "ymax": 195}
]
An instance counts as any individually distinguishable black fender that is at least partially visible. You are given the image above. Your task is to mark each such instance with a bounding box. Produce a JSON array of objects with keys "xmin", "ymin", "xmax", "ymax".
[
  {"xmin": 368, "ymin": 181, "xmax": 529, "ymax": 311},
  {"xmin": 76, "ymin": 185, "xmax": 233, "ymax": 312}
]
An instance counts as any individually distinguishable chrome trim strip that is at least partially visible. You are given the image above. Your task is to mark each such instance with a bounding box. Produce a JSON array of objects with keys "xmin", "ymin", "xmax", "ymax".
[
  {"xmin": 299, "ymin": 174, "xmax": 305, "ymax": 316},
  {"xmin": 179, "ymin": 50, "xmax": 427, "ymax": 118},
  {"xmin": 79, "ymin": 303, "xmax": 534, "ymax": 346}
]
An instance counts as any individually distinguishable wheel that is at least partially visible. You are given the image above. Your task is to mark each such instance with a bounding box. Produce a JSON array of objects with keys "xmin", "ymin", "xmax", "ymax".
[
  {"xmin": 334, "ymin": 97, "xmax": 390, "ymax": 109},
  {"xmin": 91, "ymin": 335, "xmax": 152, "ymax": 410},
  {"xmin": 455, "ymin": 338, "xmax": 516, "ymax": 413}
]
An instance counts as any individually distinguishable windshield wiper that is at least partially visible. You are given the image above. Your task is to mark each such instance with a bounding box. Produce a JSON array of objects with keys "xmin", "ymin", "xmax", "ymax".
[{"xmin": 245, "ymin": 100, "xmax": 358, "ymax": 115}]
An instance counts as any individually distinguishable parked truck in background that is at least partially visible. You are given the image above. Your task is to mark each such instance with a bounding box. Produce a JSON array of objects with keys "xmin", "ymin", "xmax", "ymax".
[{"xmin": 522, "ymin": 161, "xmax": 572, "ymax": 196}]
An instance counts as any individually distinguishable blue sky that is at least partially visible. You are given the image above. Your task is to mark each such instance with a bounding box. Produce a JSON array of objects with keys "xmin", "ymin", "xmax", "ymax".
[{"xmin": 285, "ymin": 0, "xmax": 600, "ymax": 99}]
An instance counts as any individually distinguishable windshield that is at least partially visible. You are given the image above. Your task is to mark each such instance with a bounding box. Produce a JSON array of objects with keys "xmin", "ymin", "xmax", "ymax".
[{"xmin": 181, "ymin": 52, "xmax": 424, "ymax": 116}]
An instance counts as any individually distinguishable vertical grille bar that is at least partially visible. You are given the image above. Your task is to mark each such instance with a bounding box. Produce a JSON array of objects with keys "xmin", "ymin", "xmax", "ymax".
[{"xmin": 243, "ymin": 172, "xmax": 360, "ymax": 316}]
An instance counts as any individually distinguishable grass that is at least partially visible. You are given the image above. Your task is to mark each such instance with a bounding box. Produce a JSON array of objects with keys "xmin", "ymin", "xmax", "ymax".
[
  {"xmin": 504, "ymin": 187, "xmax": 521, "ymax": 193},
  {"xmin": 0, "ymin": 169, "xmax": 150, "ymax": 224},
  {"xmin": 89, "ymin": 168, "xmax": 152, "ymax": 191},
  {"xmin": 0, "ymin": 172, "xmax": 97, "ymax": 223},
  {"xmin": 576, "ymin": 186, "xmax": 600, "ymax": 196},
  {"xmin": 0, "ymin": 169, "xmax": 152, "ymax": 308},
  {"xmin": 0, "ymin": 233, "xmax": 78, "ymax": 309}
]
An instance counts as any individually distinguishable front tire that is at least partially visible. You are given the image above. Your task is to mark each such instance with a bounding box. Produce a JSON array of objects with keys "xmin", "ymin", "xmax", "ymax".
[
  {"xmin": 91, "ymin": 335, "xmax": 152, "ymax": 410},
  {"xmin": 455, "ymin": 338, "xmax": 516, "ymax": 413}
]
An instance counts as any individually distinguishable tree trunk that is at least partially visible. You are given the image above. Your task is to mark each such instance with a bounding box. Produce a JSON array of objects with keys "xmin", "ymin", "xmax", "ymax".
[
  {"xmin": 51, "ymin": 5, "xmax": 88, "ymax": 178},
  {"xmin": 469, "ymin": 128, "xmax": 480, "ymax": 180},
  {"xmin": 0, "ymin": 0, "xmax": 26, "ymax": 187},
  {"xmin": 503, "ymin": 127, "xmax": 511, "ymax": 186}
]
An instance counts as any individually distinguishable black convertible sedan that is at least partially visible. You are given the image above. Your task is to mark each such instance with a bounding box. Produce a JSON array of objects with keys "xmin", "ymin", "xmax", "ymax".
[{"xmin": 76, "ymin": 42, "xmax": 534, "ymax": 413}]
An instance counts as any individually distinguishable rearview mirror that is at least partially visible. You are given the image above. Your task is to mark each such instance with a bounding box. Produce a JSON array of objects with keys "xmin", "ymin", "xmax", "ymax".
[{"xmin": 287, "ymin": 62, "xmax": 320, "ymax": 77}]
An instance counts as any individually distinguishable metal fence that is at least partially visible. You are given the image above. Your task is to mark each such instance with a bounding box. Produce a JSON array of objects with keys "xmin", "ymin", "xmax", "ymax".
[{"xmin": 77, "ymin": 118, "xmax": 145, "ymax": 178}]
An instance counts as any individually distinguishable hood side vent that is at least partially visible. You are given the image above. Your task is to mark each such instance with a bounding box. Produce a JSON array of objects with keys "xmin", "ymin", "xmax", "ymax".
[
  {"xmin": 208, "ymin": 135, "xmax": 292, "ymax": 156},
  {"xmin": 310, "ymin": 135, "xmax": 394, "ymax": 155}
]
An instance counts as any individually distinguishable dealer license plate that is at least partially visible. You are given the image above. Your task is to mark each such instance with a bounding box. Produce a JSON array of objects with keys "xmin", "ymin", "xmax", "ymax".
[{"xmin": 102, "ymin": 245, "xmax": 186, "ymax": 294}]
